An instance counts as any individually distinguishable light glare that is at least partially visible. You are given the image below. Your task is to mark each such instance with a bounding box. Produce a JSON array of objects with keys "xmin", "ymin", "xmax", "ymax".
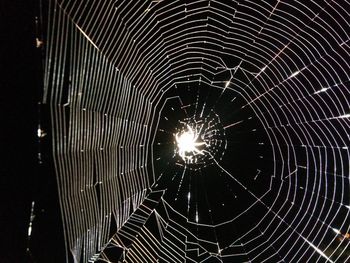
[{"xmin": 175, "ymin": 125, "xmax": 206, "ymax": 163}]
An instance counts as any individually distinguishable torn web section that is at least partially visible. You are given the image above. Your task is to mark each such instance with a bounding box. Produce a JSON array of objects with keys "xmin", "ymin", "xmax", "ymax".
[{"xmin": 45, "ymin": 3, "xmax": 151, "ymax": 262}]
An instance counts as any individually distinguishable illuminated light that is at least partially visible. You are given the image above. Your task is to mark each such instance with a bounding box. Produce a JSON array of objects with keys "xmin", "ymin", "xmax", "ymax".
[
  {"xmin": 224, "ymin": 120, "xmax": 244, "ymax": 130},
  {"xmin": 315, "ymin": 87, "xmax": 329, "ymax": 94},
  {"xmin": 290, "ymin": 71, "xmax": 300, "ymax": 78},
  {"xmin": 27, "ymin": 201, "xmax": 35, "ymax": 237},
  {"xmin": 332, "ymin": 228, "xmax": 341, "ymax": 235},
  {"xmin": 35, "ymin": 38, "xmax": 44, "ymax": 48},
  {"xmin": 75, "ymin": 25, "xmax": 99, "ymax": 51},
  {"xmin": 302, "ymin": 236, "xmax": 334, "ymax": 263},
  {"xmin": 338, "ymin": 114, "xmax": 350, "ymax": 119},
  {"xmin": 175, "ymin": 125, "xmax": 206, "ymax": 163},
  {"xmin": 28, "ymin": 226, "xmax": 32, "ymax": 237},
  {"xmin": 225, "ymin": 81, "xmax": 230, "ymax": 88},
  {"xmin": 37, "ymin": 128, "xmax": 46, "ymax": 138},
  {"xmin": 256, "ymin": 66, "xmax": 267, "ymax": 77}
]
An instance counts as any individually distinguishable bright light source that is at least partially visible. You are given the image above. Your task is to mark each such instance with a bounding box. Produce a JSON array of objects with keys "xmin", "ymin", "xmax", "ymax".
[{"xmin": 175, "ymin": 125, "xmax": 206, "ymax": 163}]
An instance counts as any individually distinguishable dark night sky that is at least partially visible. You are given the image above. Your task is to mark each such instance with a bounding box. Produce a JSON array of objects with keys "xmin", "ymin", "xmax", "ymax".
[{"xmin": 1, "ymin": 1, "xmax": 64, "ymax": 262}]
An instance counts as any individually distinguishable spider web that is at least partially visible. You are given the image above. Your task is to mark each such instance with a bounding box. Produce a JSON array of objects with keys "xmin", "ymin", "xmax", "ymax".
[{"xmin": 44, "ymin": 0, "xmax": 350, "ymax": 262}]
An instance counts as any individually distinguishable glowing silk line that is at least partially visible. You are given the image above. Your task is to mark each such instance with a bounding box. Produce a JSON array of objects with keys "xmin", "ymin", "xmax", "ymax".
[{"xmin": 301, "ymin": 236, "xmax": 334, "ymax": 263}]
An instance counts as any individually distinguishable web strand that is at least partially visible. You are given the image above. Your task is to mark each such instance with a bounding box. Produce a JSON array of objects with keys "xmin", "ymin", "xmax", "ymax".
[{"xmin": 45, "ymin": 0, "xmax": 350, "ymax": 262}]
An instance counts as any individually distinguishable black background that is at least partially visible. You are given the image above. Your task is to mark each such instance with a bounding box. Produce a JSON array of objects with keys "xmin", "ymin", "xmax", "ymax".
[{"xmin": 1, "ymin": 1, "xmax": 65, "ymax": 262}]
